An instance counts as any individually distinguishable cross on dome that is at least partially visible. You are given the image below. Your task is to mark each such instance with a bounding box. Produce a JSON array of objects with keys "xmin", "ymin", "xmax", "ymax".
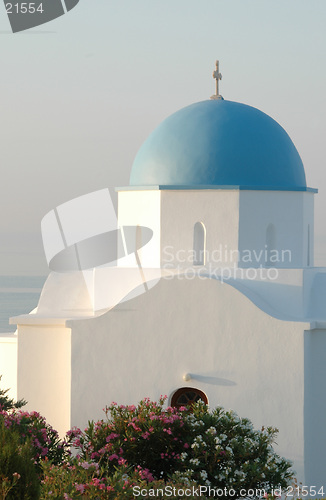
[{"xmin": 211, "ymin": 60, "xmax": 223, "ymax": 100}]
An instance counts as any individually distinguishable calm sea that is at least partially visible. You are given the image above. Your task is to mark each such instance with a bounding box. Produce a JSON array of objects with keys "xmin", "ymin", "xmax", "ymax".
[{"xmin": 0, "ymin": 276, "xmax": 47, "ymax": 333}]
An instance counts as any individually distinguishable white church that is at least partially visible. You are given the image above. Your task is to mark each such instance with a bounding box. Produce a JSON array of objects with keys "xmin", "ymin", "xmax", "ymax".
[{"xmin": 1, "ymin": 62, "xmax": 326, "ymax": 487}]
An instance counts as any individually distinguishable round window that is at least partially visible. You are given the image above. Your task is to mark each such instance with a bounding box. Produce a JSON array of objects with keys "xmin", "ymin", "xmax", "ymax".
[{"xmin": 171, "ymin": 387, "xmax": 208, "ymax": 408}]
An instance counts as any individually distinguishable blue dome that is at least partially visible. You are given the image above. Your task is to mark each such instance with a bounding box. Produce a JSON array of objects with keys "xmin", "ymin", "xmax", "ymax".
[{"xmin": 130, "ymin": 100, "xmax": 307, "ymax": 189}]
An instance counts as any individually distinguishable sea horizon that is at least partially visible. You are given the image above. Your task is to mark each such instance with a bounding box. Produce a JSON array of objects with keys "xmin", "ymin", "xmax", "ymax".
[{"xmin": 0, "ymin": 275, "xmax": 47, "ymax": 333}]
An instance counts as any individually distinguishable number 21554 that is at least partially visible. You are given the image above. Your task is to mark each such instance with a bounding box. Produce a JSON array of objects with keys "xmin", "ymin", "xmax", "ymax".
[{"xmin": 5, "ymin": 3, "xmax": 44, "ymax": 14}]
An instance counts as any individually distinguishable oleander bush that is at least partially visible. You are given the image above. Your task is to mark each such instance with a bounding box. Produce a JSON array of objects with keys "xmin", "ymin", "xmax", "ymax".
[
  {"xmin": 0, "ymin": 418, "xmax": 40, "ymax": 499},
  {"xmin": 40, "ymin": 460, "xmax": 206, "ymax": 499},
  {"xmin": 0, "ymin": 409, "xmax": 71, "ymax": 470},
  {"xmin": 66, "ymin": 397, "xmax": 294, "ymax": 495}
]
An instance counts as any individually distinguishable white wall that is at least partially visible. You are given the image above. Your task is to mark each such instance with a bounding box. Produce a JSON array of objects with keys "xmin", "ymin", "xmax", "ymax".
[
  {"xmin": 117, "ymin": 189, "xmax": 161, "ymax": 268},
  {"xmin": 0, "ymin": 333, "xmax": 17, "ymax": 401},
  {"xmin": 17, "ymin": 325, "xmax": 71, "ymax": 437},
  {"xmin": 161, "ymin": 190, "xmax": 240, "ymax": 269},
  {"xmin": 239, "ymin": 191, "xmax": 315, "ymax": 268},
  {"xmin": 118, "ymin": 189, "xmax": 240, "ymax": 270},
  {"xmin": 304, "ymin": 328, "xmax": 326, "ymax": 489},
  {"xmin": 303, "ymin": 192, "xmax": 315, "ymax": 267},
  {"xmin": 118, "ymin": 188, "xmax": 315, "ymax": 271}
]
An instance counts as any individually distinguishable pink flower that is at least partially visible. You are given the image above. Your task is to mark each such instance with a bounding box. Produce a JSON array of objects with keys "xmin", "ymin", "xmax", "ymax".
[
  {"xmin": 66, "ymin": 427, "xmax": 82, "ymax": 438},
  {"xmin": 81, "ymin": 462, "xmax": 91, "ymax": 469},
  {"xmin": 109, "ymin": 454, "xmax": 119, "ymax": 461},
  {"xmin": 128, "ymin": 422, "xmax": 141, "ymax": 431},
  {"xmin": 75, "ymin": 484, "xmax": 85, "ymax": 493},
  {"xmin": 106, "ymin": 433, "xmax": 119, "ymax": 441},
  {"xmin": 137, "ymin": 467, "xmax": 154, "ymax": 482}
]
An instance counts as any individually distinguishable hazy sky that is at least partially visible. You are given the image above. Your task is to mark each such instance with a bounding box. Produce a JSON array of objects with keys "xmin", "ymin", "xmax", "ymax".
[{"xmin": 1, "ymin": 0, "xmax": 326, "ymax": 275}]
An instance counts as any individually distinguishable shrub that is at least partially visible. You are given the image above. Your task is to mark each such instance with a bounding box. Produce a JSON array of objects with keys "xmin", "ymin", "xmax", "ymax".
[
  {"xmin": 40, "ymin": 459, "xmax": 206, "ymax": 499},
  {"xmin": 67, "ymin": 397, "xmax": 294, "ymax": 494},
  {"xmin": 0, "ymin": 375, "xmax": 26, "ymax": 412},
  {"xmin": 68, "ymin": 397, "xmax": 189, "ymax": 479},
  {"xmin": 0, "ymin": 409, "xmax": 70, "ymax": 469},
  {"xmin": 174, "ymin": 402, "xmax": 293, "ymax": 490},
  {"xmin": 40, "ymin": 458, "xmax": 204, "ymax": 500},
  {"xmin": 0, "ymin": 417, "xmax": 40, "ymax": 500}
]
